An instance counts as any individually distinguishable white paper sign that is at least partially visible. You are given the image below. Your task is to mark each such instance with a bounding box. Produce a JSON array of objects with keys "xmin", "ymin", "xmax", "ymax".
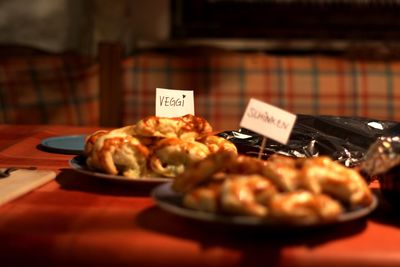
[
  {"xmin": 156, "ymin": 88, "xmax": 195, "ymax": 117},
  {"xmin": 240, "ymin": 98, "xmax": 297, "ymax": 144}
]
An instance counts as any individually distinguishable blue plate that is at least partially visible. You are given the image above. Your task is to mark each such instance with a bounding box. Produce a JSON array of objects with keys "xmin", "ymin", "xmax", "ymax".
[{"xmin": 40, "ymin": 135, "xmax": 86, "ymax": 155}]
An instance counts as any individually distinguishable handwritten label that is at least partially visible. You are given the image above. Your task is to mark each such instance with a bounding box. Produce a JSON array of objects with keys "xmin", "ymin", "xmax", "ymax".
[
  {"xmin": 156, "ymin": 88, "xmax": 194, "ymax": 117},
  {"xmin": 240, "ymin": 98, "xmax": 296, "ymax": 144}
]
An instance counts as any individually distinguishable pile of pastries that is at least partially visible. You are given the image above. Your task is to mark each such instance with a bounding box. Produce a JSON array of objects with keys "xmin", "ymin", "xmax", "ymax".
[
  {"xmin": 84, "ymin": 114, "xmax": 374, "ymax": 225},
  {"xmin": 172, "ymin": 151, "xmax": 374, "ymax": 225},
  {"xmin": 84, "ymin": 114, "xmax": 237, "ymax": 179}
]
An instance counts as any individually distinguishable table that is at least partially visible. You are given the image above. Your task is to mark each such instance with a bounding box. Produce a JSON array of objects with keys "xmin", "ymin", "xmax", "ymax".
[{"xmin": 0, "ymin": 124, "xmax": 400, "ymax": 267}]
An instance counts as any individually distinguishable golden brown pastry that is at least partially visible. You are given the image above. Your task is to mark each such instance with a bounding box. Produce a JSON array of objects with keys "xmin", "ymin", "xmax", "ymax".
[
  {"xmin": 85, "ymin": 131, "xmax": 149, "ymax": 178},
  {"xmin": 174, "ymin": 153, "xmax": 373, "ymax": 224},
  {"xmin": 299, "ymin": 156, "xmax": 373, "ymax": 207},
  {"xmin": 132, "ymin": 114, "xmax": 212, "ymax": 141},
  {"xmin": 172, "ymin": 150, "xmax": 237, "ymax": 193},
  {"xmin": 83, "ymin": 114, "xmax": 238, "ymax": 180},
  {"xmin": 269, "ymin": 191, "xmax": 343, "ymax": 225},
  {"xmin": 183, "ymin": 174, "xmax": 277, "ymax": 217},
  {"xmin": 173, "ymin": 153, "xmax": 299, "ymax": 193},
  {"xmin": 183, "ymin": 180, "xmax": 223, "ymax": 213},
  {"xmin": 198, "ymin": 135, "xmax": 238, "ymax": 154},
  {"xmin": 150, "ymin": 137, "xmax": 210, "ymax": 178},
  {"xmin": 180, "ymin": 114, "xmax": 214, "ymax": 140},
  {"xmin": 262, "ymin": 154, "xmax": 302, "ymax": 192},
  {"xmin": 220, "ymin": 174, "xmax": 277, "ymax": 216},
  {"xmin": 225, "ymin": 154, "xmax": 268, "ymax": 175},
  {"xmin": 84, "ymin": 129, "xmax": 109, "ymax": 156}
]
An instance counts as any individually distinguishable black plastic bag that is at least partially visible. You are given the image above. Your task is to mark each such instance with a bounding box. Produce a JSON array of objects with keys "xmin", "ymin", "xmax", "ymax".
[{"xmin": 218, "ymin": 114, "xmax": 400, "ymax": 167}]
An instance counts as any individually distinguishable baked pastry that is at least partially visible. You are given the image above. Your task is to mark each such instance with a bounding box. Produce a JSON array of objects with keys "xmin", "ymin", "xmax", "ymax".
[
  {"xmin": 198, "ymin": 135, "xmax": 238, "ymax": 154},
  {"xmin": 183, "ymin": 174, "xmax": 277, "ymax": 217},
  {"xmin": 174, "ymin": 153, "xmax": 373, "ymax": 224},
  {"xmin": 269, "ymin": 191, "xmax": 343, "ymax": 225},
  {"xmin": 172, "ymin": 150, "xmax": 237, "ymax": 192},
  {"xmin": 150, "ymin": 138, "xmax": 210, "ymax": 178},
  {"xmin": 84, "ymin": 114, "xmax": 238, "ymax": 179},
  {"xmin": 132, "ymin": 114, "xmax": 212, "ymax": 141},
  {"xmin": 261, "ymin": 154, "xmax": 303, "ymax": 192},
  {"xmin": 220, "ymin": 174, "xmax": 277, "ymax": 216},
  {"xmin": 84, "ymin": 129, "xmax": 109, "ymax": 156},
  {"xmin": 183, "ymin": 180, "xmax": 223, "ymax": 213},
  {"xmin": 85, "ymin": 131, "xmax": 149, "ymax": 178},
  {"xmin": 299, "ymin": 156, "xmax": 373, "ymax": 208}
]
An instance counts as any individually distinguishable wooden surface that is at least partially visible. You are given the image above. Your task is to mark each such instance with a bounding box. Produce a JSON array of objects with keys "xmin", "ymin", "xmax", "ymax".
[
  {"xmin": 0, "ymin": 169, "xmax": 55, "ymax": 206},
  {"xmin": 0, "ymin": 124, "xmax": 400, "ymax": 267}
]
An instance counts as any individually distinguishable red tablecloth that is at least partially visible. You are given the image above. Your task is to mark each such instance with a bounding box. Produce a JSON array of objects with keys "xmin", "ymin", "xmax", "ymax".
[{"xmin": 0, "ymin": 124, "xmax": 399, "ymax": 267}]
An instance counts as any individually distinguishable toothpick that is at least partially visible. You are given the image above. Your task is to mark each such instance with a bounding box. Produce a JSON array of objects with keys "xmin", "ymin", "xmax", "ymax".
[{"xmin": 258, "ymin": 136, "xmax": 267, "ymax": 159}]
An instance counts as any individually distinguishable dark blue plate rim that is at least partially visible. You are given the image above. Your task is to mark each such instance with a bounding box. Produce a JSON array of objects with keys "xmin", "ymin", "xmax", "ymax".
[{"xmin": 40, "ymin": 135, "xmax": 86, "ymax": 155}]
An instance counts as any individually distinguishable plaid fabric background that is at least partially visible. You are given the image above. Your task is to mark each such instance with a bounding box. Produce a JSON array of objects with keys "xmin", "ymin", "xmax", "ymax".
[
  {"xmin": 122, "ymin": 52, "xmax": 400, "ymax": 131},
  {"xmin": 0, "ymin": 56, "xmax": 99, "ymax": 126}
]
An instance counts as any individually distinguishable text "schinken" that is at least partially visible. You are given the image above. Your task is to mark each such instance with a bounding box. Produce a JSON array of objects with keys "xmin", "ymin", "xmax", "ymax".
[{"xmin": 247, "ymin": 107, "xmax": 290, "ymax": 129}]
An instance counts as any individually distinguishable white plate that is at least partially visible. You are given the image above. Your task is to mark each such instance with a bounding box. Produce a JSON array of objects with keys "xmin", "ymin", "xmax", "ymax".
[
  {"xmin": 69, "ymin": 155, "xmax": 171, "ymax": 183},
  {"xmin": 151, "ymin": 182, "xmax": 378, "ymax": 229}
]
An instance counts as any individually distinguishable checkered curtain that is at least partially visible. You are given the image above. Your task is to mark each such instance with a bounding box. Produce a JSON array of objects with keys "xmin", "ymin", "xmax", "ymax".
[
  {"xmin": 122, "ymin": 52, "xmax": 400, "ymax": 131},
  {"xmin": 0, "ymin": 56, "xmax": 99, "ymax": 125}
]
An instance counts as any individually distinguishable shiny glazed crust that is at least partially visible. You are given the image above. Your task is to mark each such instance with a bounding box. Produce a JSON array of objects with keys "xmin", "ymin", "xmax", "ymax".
[
  {"xmin": 174, "ymin": 154, "xmax": 373, "ymax": 224},
  {"xmin": 84, "ymin": 115, "xmax": 237, "ymax": 179},
  {"xmin": 132, "ymin": 114, "xmax": 213, "ymax": 141}
]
